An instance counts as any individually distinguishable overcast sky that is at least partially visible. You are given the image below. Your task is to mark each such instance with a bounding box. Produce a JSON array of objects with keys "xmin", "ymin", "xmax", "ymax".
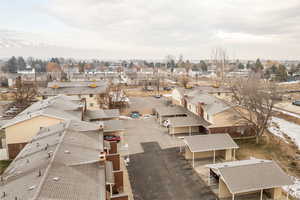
[{"xmin": 0, "ymin": 0, "xmax": 300, "ymax": 60}]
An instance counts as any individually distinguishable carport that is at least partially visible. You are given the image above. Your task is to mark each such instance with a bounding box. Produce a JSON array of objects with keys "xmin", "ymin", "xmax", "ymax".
[
  {"xmin": 168, "ymin": 116, "xmax": 210, "ymax": 135},
  {"xmin": 155, "ymin": 106, "xmax": 188, "ymax": 125},
  {"xmin": 206, "ymin": 159, "xmax": 293, "ymax": 200},
  {"xmin": 184, "ymin": 134, "xmax": 238, "ymax": 167}
]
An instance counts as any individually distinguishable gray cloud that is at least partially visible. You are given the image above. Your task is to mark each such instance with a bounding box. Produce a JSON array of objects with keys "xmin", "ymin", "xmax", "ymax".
[{"xmin": 2, "ymin": 0, "xmax": 300, "ymax": 59}]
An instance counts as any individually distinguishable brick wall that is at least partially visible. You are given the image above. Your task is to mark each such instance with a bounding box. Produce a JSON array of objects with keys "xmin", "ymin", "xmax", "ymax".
[
  {"xmin": 7, "ymin": 142, "xmax": 27, "ymax": 159},
  {"xmin": 113, "ymin": 171, "xmax": 124, "ymax": 193},
  {"xmin": 106, "ymin": 154, "xmax": 120, "ymax": 171},
  {"xmin": 109, "ymin": 141, "xmax": 118, "ymax": 154},
  {"xmin": 209, "ymin": 125, "xmax": 255, "ymax": 138}
]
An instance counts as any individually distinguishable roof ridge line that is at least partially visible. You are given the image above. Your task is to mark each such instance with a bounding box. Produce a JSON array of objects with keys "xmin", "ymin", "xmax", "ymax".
[{"xmin": 31, "ymin": 120, "xmax": 71, "ymax": 200}]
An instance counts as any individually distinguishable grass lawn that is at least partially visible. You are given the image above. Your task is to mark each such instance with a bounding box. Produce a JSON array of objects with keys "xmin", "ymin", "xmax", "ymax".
[{"xmin": 0, "ymin": 160, "xmax": 11, "ymax": 174}]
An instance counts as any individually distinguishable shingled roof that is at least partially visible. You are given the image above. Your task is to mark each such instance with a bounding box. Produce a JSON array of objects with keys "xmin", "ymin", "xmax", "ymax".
[
  {"xmin": 207, "ymin": 159, "xmax": 293, "ymax": 194},
  {"xmin": 0, "ymin": 120, "xmax": 106, "ymax": 200},
  {"xmin": 39, "ymin": 81, "xmax": 109, "ymax": 96},
  {"xmin": 184, "ymin": 134, "xmax": 238, "ymax": 152},
  {"xmin": 1, "ymin": 95, "xmax": 83, "ymax": 129}
]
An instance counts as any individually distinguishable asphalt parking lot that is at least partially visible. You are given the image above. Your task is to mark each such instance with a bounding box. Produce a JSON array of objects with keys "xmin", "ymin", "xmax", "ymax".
[
  {"xmin": 127, "ymin": 142, "xmax": 217, "ymax": 200},
  {"xmin": 123, "ymin": 97, "xmax": 217, "ymax": 200}
]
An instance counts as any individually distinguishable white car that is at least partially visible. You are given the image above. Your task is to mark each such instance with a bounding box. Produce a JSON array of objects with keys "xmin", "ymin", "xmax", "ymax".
[{"xmin": 163, "ymin": 120, "xmax": 170, "ymax": 127}]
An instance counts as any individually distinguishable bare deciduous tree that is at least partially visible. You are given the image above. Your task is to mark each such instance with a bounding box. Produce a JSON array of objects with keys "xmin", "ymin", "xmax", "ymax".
[
  {"xmin": 228, "ymin": 77, "xmax": 277, "ymax": 143},
  {"xmin": 13, "ymin": 76, "xmax": 37, "ymax": 105},
  {"xmin": 211, "ymin": 48, "xmax": 228, "ymax": 81}
]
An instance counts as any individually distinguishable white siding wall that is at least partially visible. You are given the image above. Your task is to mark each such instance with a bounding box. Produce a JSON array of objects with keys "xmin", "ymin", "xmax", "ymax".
[{"xmin": 172, "ymin": 89, "xmax": 183, "ymax": 105}]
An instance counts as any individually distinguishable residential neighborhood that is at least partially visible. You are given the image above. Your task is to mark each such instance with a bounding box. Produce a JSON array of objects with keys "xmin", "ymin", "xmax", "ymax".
[{"xmin": 2, "ymin": 1, "xmax": 300, "ymax": 200}]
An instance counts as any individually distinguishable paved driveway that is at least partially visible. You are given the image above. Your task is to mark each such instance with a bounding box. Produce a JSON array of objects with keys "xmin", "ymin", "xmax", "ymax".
[
  {"xmin": 127, "ymin": 142, "xmax": 217, "ymax": 200},
  {"xmin": 123, "ymin": 116, "xmax": 182, "ymax": 155}
]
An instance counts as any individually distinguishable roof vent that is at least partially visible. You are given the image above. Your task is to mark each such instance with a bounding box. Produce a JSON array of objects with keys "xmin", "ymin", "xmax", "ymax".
[
  {"xmin": 37, "ymin": 169, "xmax": 42, "ymax": 177},
  {"xmin": 28, "ymin": 185, "xmax": 36, "ymax": 191},
  {"xmin": 53, "ymin": 177, "xmax": 60, "ymax": 181},
  {"xmin": 64, "ymin": 150, "xmax": 71, "ymax": 154},
  {"xmin": 99, "ymin": 151, "xmax": 106, "ymax": 162}
]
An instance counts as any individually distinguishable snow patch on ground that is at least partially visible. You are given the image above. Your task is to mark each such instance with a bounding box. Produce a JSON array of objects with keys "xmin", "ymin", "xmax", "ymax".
[
  {"xmin": 268, "ymin": 117, "xmax": 300, "ymax": 147},
  {"xmin": 273, "ymin": 107, "xmax": 300, "ymax": 119},
  {"xmin": 278, "ymin": 80, "xmax": 300, "ymax": 85},
  {"xmin": 283, "ymin": 177, "xmax": 300, "ymax": 199},
  {"xmin": 268, "ymin": 117, "xmax": 300, "ymax": 198}
]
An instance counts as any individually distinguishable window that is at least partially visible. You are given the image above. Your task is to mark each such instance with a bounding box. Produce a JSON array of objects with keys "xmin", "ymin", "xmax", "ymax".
[
  {"xmin": 207, "ymin": 114, "xmax": 209, "ymax": 121},
  {"xmin": 89, "ymin": 94, "xmax": 93, "ymax": 97}
]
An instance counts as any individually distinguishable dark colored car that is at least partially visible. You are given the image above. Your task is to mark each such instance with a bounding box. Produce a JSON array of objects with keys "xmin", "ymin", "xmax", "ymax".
[
  {"xmin": 292, "ymin": 100, "xmax": 300, "ymax": 106},
  {"xmin": 130, "ymin": 111, "xmax": 141, "ymax": 118},
  {"xmin": 104, "ymin": 135, "xmax": 121, "ymax": 142},
  {"xmin": 154, "ymin": 95, "xmax": 161, "ymax": 98},
  {"xmin": 163, "ymin": 87, "xmax": 172, "ymax": 91}
]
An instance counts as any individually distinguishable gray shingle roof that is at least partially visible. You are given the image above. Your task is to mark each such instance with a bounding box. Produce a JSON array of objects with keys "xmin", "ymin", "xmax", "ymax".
[
  {"xmin": 218, "ymin": 160, "xmax": 293, "ymax": 194},
  {"xmin": 186, "ymin": 91, "xmax": 230, "ymax": 115},
  {"xmin": 169, "ymin": 116, "xmax": 211, "ymax": 127},
  {"xmin": 155, "ymin": 106, "xmax": 187, "ymax": 117},
  {"xmin": 48, "ymin": 81, "xmax": 108, "ymax": 88},
  {"xmin": 85, "ymin": 109, "xmax": 120, "ymax": 120},
  {"xmin": 104, "ymin": 120, "xmax": 124, "ymax": 133},
  {"xmin": 184, "ymin": 133, "xmax": 238, "ymax": 152},
  {"xmin": 1, "ymin": 120, "xmax": 106, "ymax": 200},
  {"xmin": 40, "ymin": 81, "xmax": 109, "ymax": 96},
  {"xmin": 1, "ymin": 95, "xmax": 83, "ymax": 129}
]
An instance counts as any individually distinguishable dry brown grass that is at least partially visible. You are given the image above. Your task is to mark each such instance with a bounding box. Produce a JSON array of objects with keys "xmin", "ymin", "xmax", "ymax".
[{"xmin": 236, "ymin": 132, "xmax": 300, "ymax": 178}]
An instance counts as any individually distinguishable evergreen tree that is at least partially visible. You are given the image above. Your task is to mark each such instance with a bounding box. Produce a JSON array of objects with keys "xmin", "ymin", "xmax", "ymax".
[
  {"xmin": 7, "ymin": 56, "xmax": 18, "ymax": 73},
  {"xmin": 254, "ymin": 58, "xmax": 264, "ymax": 72},
  {"xmin": 238, "ymin": 63, "xmax": 245, "ymax": 69},
  {"xmin": 17, "ymin": 56, "xmax": 27, "ymax": 70},
  {"xmin": 199, "ymin": 60, "xmax": 208, "ymax": 71},
  {"xmin": 277, "ymin": 64, "xmax": 288, "ymax": 82}
]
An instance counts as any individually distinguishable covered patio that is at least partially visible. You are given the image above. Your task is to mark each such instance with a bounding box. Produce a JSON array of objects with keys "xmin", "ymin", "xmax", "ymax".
[
  {"xmin": 184, "ymin": 134, "xmax": 238, "ymax": 168},
  {"xmin": 206, "ymin": 159, "xmax": 293, "ymax": 200},
  {"xmin": 168, "ymin": 116, "xmax": 210, "ymax": 135},
  {"xmin": 155, "ymin": 106, "xmax": 188, "ymax": 125}
]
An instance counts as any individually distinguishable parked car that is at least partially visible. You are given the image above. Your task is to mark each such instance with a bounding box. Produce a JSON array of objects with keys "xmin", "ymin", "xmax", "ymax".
[
  {"xmin": 163, "ymin": 120, "xmax": 170, "ymax": 128},
  {"xmin": 292, "ymin": 100, "xmax": 300, "ymax": 106},
  {"xmin": 163, "ymin": 87, "xmax": 172, "ymax": 91},
  {"xmin": 130, "ymin": 111, "xmax": 141, "ymax": 118},
  {"xmin": 104, "ymin": 135, "xmax": 121, "ymax": 142},
  {"xmin": 146, "ymin": 86, "xmax": 154, "ymax": 91},
  {"xmin": 153, "ymin": 95, "xmax": 161, "ymax": 98}
]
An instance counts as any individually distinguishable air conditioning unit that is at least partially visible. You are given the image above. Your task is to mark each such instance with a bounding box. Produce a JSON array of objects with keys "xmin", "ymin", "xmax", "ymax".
[{"xmin": 99, "ymin": 151, "xmax": 106, "ymax": 164}]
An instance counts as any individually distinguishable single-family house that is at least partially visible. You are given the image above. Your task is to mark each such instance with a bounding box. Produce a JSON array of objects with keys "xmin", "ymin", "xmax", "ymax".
[
  {"xmin": 39, "ymin": 81, "xmax": 109, "ymax": 110},
  {"xmin": 1, "ymin": 95, "xmax": 84, "ymax": 158}
]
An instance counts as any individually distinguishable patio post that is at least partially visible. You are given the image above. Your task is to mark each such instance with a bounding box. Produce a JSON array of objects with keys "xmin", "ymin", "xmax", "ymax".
[
  {"xmin": 192, "ymin": 152, "xmax": 195, "ymax": 168},
  {"xmin": 260, "ymin": 189, "xmax": 263, "ymax": 200},
  {"xmin": 233, "ymin": 149, "xmax": 236, "ymax": 160},
  {"xmin": 213, "ymin": 150, "xmax": 216, "ymax": 163},
  {"xmin": 232, "ymin": 193, "xmax": 235, "ymax": 200}
]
